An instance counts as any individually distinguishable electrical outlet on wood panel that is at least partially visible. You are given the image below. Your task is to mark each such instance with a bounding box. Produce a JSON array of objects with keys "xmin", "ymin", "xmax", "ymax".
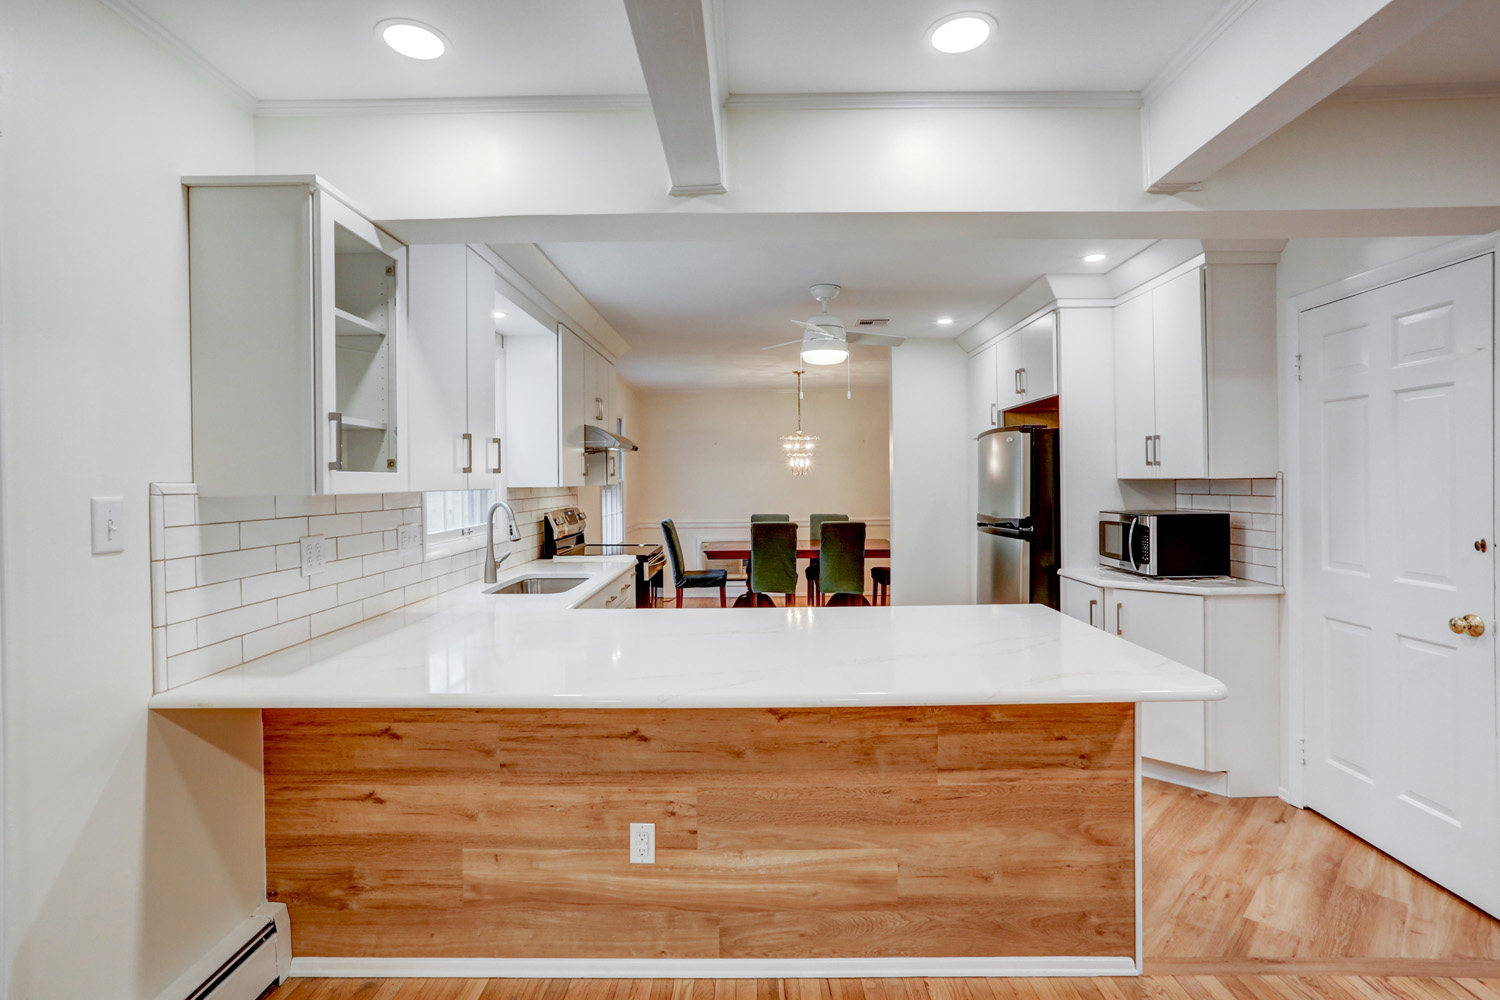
[{"xmin": 629, "ymin": 822, "xmax": 655, "ymax": 864}]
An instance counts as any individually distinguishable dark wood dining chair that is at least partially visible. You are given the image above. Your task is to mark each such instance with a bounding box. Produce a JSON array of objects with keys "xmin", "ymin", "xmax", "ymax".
[
  {"xmin": 660, "ymin": 519, "xmax": 727, "ymax": 607},
  {"xmin": 819, "ymin": 520, "xmax": 870, "ymax": 607},
  {"xmin": 749, "ymin": 521, "xmax": 798, "ymax": 607},
  {"xmin": 871, "ymin": 566, "xmax": 890, "ymax": 606}
]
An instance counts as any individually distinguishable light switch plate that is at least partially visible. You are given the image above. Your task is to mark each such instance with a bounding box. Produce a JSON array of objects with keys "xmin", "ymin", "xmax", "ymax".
[
  {"xmin": 397, "ymin": 524, "xmax": 421, "ymax": 555},
  {"xmin": 299, "ymin": 535, "xmax": 327, "ymax": 577},
  {"xmin": 90, "ymin": 497, "xmax": 125, "ymax": 554}
]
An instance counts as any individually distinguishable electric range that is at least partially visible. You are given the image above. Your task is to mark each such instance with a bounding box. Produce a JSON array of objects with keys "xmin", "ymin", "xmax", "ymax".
[{"xmin": 542, "ymin": 506, "xmax": 665, "ymax": 607}]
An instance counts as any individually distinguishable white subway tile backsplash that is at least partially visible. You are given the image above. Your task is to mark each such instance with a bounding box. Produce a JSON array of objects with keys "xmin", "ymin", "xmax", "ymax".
[
  {"xmin": 1253, "ymin": 479, "xmax": 1280, "ymax": 496},
  {"xmin": 240, "ymin": 516, "xmax": 310, "ymax": 549},
  {"xmin": 196, "ymin": 546, "xmax": 276, "ymax": 585},
  {"xmin": 151, "ymin": 484, "xmax": 575, "ymax": 693},
  {"xmin": 1176, "ymin": 478, "xmax": 1282, "ymax": 586},
  {"xmin": 1210, "ymin": 479, "xmax": 1252, "ymax": 496}
]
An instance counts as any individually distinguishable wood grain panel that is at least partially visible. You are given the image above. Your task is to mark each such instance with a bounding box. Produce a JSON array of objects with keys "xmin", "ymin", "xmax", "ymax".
[
  {"xmin": 462, "ymin": 848, "xmax": 899, "ymax": 911},
  {"xmin": 263, "ymin": 704, "xmax": 1135, "ymax": 959}
]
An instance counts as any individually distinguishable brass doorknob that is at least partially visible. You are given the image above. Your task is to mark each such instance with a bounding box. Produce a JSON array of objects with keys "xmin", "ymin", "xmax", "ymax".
[{"xmin": 1449, "ymin": 614, "xmax": 1486, "ymax": 636}]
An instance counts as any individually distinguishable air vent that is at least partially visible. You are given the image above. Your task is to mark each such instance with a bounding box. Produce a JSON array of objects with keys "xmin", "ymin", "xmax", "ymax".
[{"xmin": 855, "ymin": 318, "xmax": 890, "ymax": 327}]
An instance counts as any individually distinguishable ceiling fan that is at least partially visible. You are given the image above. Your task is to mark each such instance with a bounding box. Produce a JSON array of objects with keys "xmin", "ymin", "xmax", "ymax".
[{"xmin": 763, "ymin": 283, "xmax": 906, "ymax": 366}]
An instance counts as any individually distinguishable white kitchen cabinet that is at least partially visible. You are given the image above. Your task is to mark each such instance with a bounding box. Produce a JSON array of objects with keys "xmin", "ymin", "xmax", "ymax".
[
  {"xmin": 406, "ymin": 245, "xmax": 499, "ymax": 492},
  {"xmin": 504, "ymin": 321, "xmax": 612, "ymax": 488},
  {"xmin": 1060, "ymin": 570, "xmax": 1280, "ymax": 796},
  {"xmin": 186, "ymin": 176, "xmax": 408, "ymax": 495},
  {"xmin": 1113, "ymin": 263, "xmax": 1277, "ymax": 480},
  {"xmin": 575, "ymin": 568, "xmax": 636, "ymax": 609},
  {"xmin": 967, "ymin": 341, "xmax": 999, "ymax": 438},
  {"xmin": 993, "ymin": 328, "xmax": 1025, "ymax": 410},
  {"xmin": 559, "ymin": 325, "xmax": 589, "ymax": 487},
  {"xmin": 583, "ymin": 343, "xmax": 623, "ymax": 487}
]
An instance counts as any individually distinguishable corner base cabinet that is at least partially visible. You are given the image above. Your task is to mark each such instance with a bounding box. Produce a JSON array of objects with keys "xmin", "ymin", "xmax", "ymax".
[
  {"xmin": 1061, "ymin": 571, "xmax": 1280, "ymax": 796},
  {"xmin": 186, "ymin": 176, "xmax": 408, "ymax": 495}
]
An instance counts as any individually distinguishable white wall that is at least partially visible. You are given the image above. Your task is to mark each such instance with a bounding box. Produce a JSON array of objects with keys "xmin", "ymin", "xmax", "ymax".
[
  {"xmin": 0, "ymin": 3, "xmax": 265, "ymax": 997},
  {"xmin": 890, "ymin": 341, "xmax": 970, "ymax": 605}
]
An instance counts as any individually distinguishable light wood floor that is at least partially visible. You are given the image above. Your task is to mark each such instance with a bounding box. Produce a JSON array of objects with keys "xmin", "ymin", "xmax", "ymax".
[{"xmin": 269, "ymin": 725, "xmax": 1500, "ymax": 998}]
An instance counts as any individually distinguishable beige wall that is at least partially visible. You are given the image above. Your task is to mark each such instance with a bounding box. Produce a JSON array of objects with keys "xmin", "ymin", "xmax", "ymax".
[
  {"xmin": 628, "ymin": 385, "xmax": 890, "ymax": 530},
  {"xmin": 0, "ymin": 2, "xmax": 265, "ymax": 996}
]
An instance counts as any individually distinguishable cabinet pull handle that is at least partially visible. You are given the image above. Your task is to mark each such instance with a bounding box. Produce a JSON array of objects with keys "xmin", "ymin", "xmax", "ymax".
[
  {"xmin": 1020, "ymin": 367, "xmax": 1027, "ymax": 395},
  {"xmin": 1116, "ymin": 603, "xmax": 1124, "ymax": 636},
  {"xmin": 1144, "ymin": 435, "xmax": 1151, "ymax": 467},
  {"xmin": 1088, "ymin": 599, "xmax": 1097, "ymax": 628},
  {"xmin": 489, "ymin": 437, "xmax": 502, "ymax": 474},
  {"xmin": 990, "ymin": 403, "xmax": 997, "ymax": 426},
  {"xmin": 595, "ymin": 396, "xmax": 604, "ymax": 421},
  {"xmin": 328, "ymin": 412, "xmax": 344, "ymax": 471},
  {"xmin": 462, "ymin": 432, "xmax": 474, "ymax": 474},
  {"xmin": 607, "ymin": 452, "xmax": 616, "ymax": 479},
  {"xmin": 582, "ymin": 453, "xmax": 589, "ymax": 477},
  {"xmin": 1152, "ymin": 434, "xmax": 1162, "ymax": 467}
]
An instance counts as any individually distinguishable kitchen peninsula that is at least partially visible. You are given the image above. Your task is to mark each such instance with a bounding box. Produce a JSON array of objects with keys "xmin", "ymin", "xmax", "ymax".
[{"xmin": 151, "ymin": 561, "xmax": 1225, "ymax": 978}]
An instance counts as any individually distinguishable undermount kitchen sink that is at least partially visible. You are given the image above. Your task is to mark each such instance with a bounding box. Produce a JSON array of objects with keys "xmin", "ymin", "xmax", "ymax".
[{"xmin": 487, "ymin": 576, "xmax": 589, "ymax": 596}]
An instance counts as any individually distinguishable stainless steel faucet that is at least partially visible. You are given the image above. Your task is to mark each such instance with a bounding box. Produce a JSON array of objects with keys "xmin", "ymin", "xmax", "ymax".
[{"xmin": 484, "ymin": 500, "xmax": 522, "ymax": 584}]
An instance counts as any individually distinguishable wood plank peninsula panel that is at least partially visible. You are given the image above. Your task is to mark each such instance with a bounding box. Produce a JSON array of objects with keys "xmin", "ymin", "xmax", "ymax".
[{"xmin": 263, "ymin": 704, "xmax": 1136, "ymax": 960}]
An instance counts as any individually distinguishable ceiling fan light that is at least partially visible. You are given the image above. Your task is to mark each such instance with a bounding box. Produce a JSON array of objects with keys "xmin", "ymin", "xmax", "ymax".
[{"xmin": 802, "ymin": 346, "xmax": 849, "ymax": 365}]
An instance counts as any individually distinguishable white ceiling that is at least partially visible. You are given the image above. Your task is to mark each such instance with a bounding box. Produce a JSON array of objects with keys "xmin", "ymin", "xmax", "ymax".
[
  {"xmin": 1346, "ymin": 0, "xmax": 1500, "ymax": 89},
  {"xmin": 127, "ymin": 0, "xmax": 1234, "ymax": 102},
  {"xmin": 127, "ymin": 0, "xmax": 647, "ymax": 100},
  {"xmin": 722, "ymin": 0, "xmax": 1229, "ymax": 94},
  {"xmin": 532, "ymin": 239, "xmax": 1154, "ymax": 390}
]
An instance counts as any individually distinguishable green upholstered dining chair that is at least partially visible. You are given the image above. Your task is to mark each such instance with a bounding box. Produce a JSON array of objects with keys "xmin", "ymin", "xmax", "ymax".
[
  {"xmin": 803, "ymin": 512, "xmax": 848, "ymax": 606},
  {"xmin": 744, "ymin": 513, "xmax": 791, "ymax": 580},
  {"xmin": 819, "ymin": 520, "xmax": 869, "ymax": 607},
  {"xmin": 749, "ymin": 521, "xmax": 799, "ymax": 607},
  {"xmin": 661, "ymin": 519, "xmax": 728, "ymax": 607}
]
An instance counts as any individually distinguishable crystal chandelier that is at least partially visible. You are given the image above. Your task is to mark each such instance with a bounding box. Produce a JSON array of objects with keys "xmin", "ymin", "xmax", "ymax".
[{"xmin": 781, "ymin": 370, "xmax": 818, "ymax": 476}]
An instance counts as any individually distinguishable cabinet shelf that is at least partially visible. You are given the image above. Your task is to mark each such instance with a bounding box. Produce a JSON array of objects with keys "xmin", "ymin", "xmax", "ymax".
[
  {"xmin": 341, "ymin": 415, "xmax": 387, "ymax": 432},
  {"xmin": 335, "ymin": 309, "xmax": 388, "ymax": 354}
]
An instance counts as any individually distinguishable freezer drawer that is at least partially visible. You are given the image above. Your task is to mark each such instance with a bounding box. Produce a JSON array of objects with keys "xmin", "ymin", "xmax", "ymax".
[{"xmin": 978, "ymin": 527, "xmax": 1030, "ymax": 605}]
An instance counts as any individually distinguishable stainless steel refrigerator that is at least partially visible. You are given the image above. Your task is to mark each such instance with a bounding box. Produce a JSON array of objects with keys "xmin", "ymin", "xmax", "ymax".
[{"xmin": 976, "ymin": 426, "xmax": 1060, "ymax": 607}]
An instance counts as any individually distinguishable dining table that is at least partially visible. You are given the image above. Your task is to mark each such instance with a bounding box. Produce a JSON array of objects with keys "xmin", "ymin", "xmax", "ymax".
[{"xmin": 700, "ymin": 536, "xmax": 891, "ymax": 607}]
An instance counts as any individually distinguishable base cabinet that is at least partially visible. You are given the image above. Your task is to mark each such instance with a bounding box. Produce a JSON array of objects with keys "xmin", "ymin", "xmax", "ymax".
[
  {"xmin": 1060, "ymin": 575, "xmax": 1279, "ymax": 796},
  {"xmin": 575, "ymin": 570, "xmax": 636, "ymax": 609}
]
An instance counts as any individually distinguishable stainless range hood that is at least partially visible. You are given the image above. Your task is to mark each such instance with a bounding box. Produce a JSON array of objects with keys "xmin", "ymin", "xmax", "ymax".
[{"xmin": 584, "ymin": 424, "xmax": 640, "ymax": 453}]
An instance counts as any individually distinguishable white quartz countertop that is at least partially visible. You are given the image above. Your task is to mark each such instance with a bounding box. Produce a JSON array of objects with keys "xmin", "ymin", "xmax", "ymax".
[
  {"xmin": 1060, "ymin": 566, "xmax": 1284, "ymax": 597},
  {"xmin": 149, "ymin": 565, "xmax": 1228, "ymax": 709}
]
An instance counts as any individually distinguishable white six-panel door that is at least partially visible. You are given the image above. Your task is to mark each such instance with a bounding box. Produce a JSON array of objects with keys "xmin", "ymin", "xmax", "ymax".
[{"xmin": 1299, "ymin": 254, "xmax": 1499, "ymax": 915}]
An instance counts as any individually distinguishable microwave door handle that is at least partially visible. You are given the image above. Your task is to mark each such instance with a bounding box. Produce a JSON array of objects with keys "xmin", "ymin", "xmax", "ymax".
[{"xmin": 1124, "ymin": 519, "xmax": 1139, "ymax": 572}]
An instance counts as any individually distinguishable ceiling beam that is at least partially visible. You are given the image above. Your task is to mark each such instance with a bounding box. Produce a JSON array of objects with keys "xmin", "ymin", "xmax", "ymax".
[
  {"xmin": 621, "ymin": 0, "xmax": 727, "ymax": 196},
  {"xmin": 1142, "ymin": 0, "xmax": 1465, "ymax": 194}
]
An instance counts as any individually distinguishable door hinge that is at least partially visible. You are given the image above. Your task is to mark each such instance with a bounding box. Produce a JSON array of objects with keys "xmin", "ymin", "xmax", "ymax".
[
  {"xmin": 1294, "ymin": 353, "xmax": 1303, "ymax": 382},
  {"xmin": 1297, "ymin": 737, "xmax": 1307, "ymax": 767}
]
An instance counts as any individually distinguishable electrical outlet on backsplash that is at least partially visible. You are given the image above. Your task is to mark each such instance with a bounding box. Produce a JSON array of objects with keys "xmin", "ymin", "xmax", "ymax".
[
  {"xmin": 147, "ymin": 483, "xmax": 578, "ymax": 694},
  {"xmin": 1173, "ymin": 476, "xmax": 1282, "ymax": 586}
]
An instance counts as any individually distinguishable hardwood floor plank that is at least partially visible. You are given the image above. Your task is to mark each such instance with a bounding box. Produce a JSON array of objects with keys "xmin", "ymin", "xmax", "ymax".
[{"xmin": 717, "ymin": 910, "xmax": 1135, "ymax": 959}]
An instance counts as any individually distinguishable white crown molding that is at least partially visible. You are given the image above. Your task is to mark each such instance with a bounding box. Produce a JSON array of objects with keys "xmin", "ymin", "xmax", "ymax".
[
  {"xmin": 725, "ymin": 91, "xmax": 1142, "ymax": 110},
  {"xmin": 97, "ymin": 0, "xmax": 256, "ymax": 109},
  {"xmin": 1327, "ymin": 81, "xmax": 1500, "ymax": 104},
  {"xmin": 255, "ymin": 94, "xmax": 653, "ymax": 117},
  {"xmin": 1141, "ymin": 0, "xmax": 1259, "ymax": 103}
]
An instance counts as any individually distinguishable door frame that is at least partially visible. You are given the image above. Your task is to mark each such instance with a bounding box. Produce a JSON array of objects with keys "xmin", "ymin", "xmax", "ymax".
[{"xmin": 1281, "ymin": 232, "xmax": 1500, "ymax": 809}]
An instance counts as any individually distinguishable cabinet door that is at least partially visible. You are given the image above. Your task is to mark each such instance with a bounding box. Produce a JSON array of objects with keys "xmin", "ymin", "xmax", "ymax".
[
  {"xmin": 559, "ymin": 325, "xmax": 588, "ymax": 486},
  {"xmin": 466, "ymin": 249, "xmax": 498, "ymax": 487},
  {"xmin": 967, "ymin": 343, "xmax": 999, "ymax": 438},
  {"xmin": 1113, "ymin": 290, "xmax": 1157, "ymax": 478},
  {"xmin": 402, "ymin": 246, "xmax": 470, "ymax": 492},
  {"xmin": 1019, "ymin": 312, "xmax": 1058, "ymax": 403},
  {"xmin": 1108, "ymin": 589, "xmax": 1207, "ymax": 770},
  {"xmin": 1151, "ymin": 268, "xmax": 1208, "ymax": 478},
  {"xmin": 1060, "ymin": 578, "xmax": 1104, "ymax": 629},
  {"xmin": 994, "ymin": 331, "xmax": 1026, "ymax": 411}
]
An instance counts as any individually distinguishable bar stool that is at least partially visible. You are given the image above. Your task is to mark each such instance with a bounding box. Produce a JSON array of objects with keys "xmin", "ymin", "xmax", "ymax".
[
  {"xmin": 746, "ymin": 521, "xmax": 798, "ymax": 608},
  {"xmin": 660, "ymin": 519, "xmax": 728, "ymax": 607},
  {"xmin": 819, "ymin": 520, "xmax": 870, "ymax": 607},
  {"xmin": 803, "ymin": 513, "xmax": 848, "ymax": 606},
  {"xmin": 871, "ymin": 566, "xmax": 890, "ymax": 606}
]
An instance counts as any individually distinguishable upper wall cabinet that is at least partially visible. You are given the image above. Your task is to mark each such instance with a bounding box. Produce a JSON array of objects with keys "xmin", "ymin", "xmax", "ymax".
[
  {"xmin": 504, "ymin": 322, "xmax": 617, "ymax": 489},
  {"xmin": 186, "ymin": 177, "xmax": 407, "ymax": 495},
  {"xmin": 407, "ymin": 246, "xmax": 499, "ymax": 492},
  {"xmin": 1113, "ymin": 264, "xmax": 1277, "ymax": 480},
  {"xmin": 967, "ymin": 310, "xmax": 1060, "ymax": 437}
]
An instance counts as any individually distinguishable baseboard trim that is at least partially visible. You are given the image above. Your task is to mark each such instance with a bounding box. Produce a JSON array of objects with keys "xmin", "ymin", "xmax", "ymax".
[
  {"xmin": 289, "ymin": 956, "xmax": 1140, "ymax": 979},
  {"xmin": 1142, "ymin": 758, "xmax": 1230, "ymax": 796},
  {"xmin": 1146, "ymin": 958, "xmax": 1500, "ymax": 977}
]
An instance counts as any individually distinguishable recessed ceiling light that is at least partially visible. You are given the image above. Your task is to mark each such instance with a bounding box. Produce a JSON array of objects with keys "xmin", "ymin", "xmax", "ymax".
[
  {"xmin": 493, "ymin": 311, "xmax": 507, "ymax": 319},
  {"xmin": 1082, "ymin": 252, "xmax": 1108, "ymax": 263},
  {"xmin": 928, "ymin": 12, "xmax": 997, "ymax": 54},
  {"xmin": 377, "ymin": 19, "xmax": 448, "ymax": 60},
  {"xmin": 937, "ymin": 317, "xmax": 954, "ymax": 325}
]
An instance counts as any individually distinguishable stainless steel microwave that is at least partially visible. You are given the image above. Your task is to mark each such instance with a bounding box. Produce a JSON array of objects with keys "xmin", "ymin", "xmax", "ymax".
[{"xmin": 1098, "ymin": 510, "xmax": 1231, "ymax": 578}]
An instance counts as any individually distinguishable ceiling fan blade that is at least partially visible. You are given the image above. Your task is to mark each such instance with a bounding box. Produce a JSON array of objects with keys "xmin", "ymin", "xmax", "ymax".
[
  {"xmin": 761, "ymin": 338, "xmax": 807, "ymax": 350},
  {"xmin": 791, "ymin": 320, "xmax": 840, "ymax": 339},
  {"xmin": 845, "ymin": 331, "xmax": 906, "ymax": 347}
]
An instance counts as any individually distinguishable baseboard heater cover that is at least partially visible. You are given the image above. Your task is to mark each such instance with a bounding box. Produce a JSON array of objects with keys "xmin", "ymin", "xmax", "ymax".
[
  {"xmin": 156, "ymin": 903, "xmax": 291, "ymax": 1000},
  {"xmin": 290, "ymin": 956, "xmax": 1142, "ymax": 979}
]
